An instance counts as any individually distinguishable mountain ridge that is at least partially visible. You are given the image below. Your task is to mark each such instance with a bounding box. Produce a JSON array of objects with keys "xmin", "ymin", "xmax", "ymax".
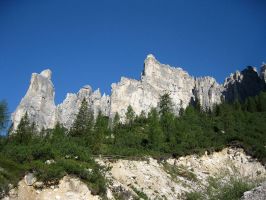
[{"xmin": 11, "ymin": 54, "xmax": 266, "ymax": 131}]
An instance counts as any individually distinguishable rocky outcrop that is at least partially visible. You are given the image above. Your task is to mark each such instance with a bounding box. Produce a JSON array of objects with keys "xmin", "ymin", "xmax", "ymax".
[
  {"xmin": 11, "ymin": 69, "xmax": 57, "ymax": 131},
  {"xmin": 194, "ymin": 77, "xmax": 224, "ymax": 111},
  {"xmin": 241, "ymin": 181, "xmax": 266, "ymax": 200},
  {"xmin": 223, "ymin": 66, "xmax": 266, "ymax": 102},
  {"xmin": 12, "ymin": 55, "xmax": 266, "ymax": 130},
  {"xmin": 110, "ymin": 54, "xmax": 222, "ymax": 120},
  {"xmin": 3, "ymin": 175, "xmax": 100, "ymax": 200},
  {"xmin": 98, "ymin": 147, "xmax": 266, "ymax": 199},
  {"xmin": 2, "ymin": 148, "xmax": 265, "ymax": 200},
  {"xmin": 56, "ymin": 86, "xmax": 110, "ymax": 129},
  {"xmin": 12, "ymin": 71, "xmax": 110, "ymax": 131}
]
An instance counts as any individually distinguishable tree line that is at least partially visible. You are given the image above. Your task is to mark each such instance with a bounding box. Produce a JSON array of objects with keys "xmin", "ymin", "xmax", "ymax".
[{"xmin": 5, "ymin": 92, "xmax": 266, "ymax": 164}]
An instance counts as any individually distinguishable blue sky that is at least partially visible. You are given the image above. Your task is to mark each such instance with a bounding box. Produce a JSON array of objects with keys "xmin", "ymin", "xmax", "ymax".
[{"xmin": 0, "ymin": 0, "xmax": 266, "ymax": 114}]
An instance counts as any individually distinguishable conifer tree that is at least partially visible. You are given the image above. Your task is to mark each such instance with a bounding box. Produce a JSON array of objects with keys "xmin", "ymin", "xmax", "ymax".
[
  {"xmin": 246, "ymin": 97, "xmax": 257, "ymax": 112},
  {"xmin": 112, "ymin": 112, "xmax": 120, "ymax": 144},
  {"xmin": 233, "ymin": 100, "xmax": 242, "ymax": 111},
  {"xmin": 0, "ymin": 100, "xmax": 8, "ymax": 131},
  {"xmin": 125, "ymin": 105, "xmax": 135, "ymax": 127},
  {"xmin": 137, "ymin": 110, "xmax": 147, "ymax": 125},
  {"xmin": 70, "ymin": 98, "xmax": 93, "ymax": 137},
  {"xmin": 112, "ymin": 112, "xmax": 120, "ymax": 129},
  {"xmin": 147, "ymin": 108, "xmax": 163, "ymax": 150},
  {"xmin": 158, "ymin": 93, "xmax": 175, "ymax": 145},
  {"xmin": 14, "ymin": 112, "xmax": 33, "ymax": 144},
  {"xmin": 90, "ymin": 111, "xmax": 107, "ymax": 154},
  {"xmin": 52, "ymin": 122, "xmax": 65, "ymax": 141},
  {"xmin": 159, "ymin": 93, "xmax": 173, "ymax": 115},
  {"xmin": 258, "ymin": 92, "xmax": 266, "ymax": 111}
]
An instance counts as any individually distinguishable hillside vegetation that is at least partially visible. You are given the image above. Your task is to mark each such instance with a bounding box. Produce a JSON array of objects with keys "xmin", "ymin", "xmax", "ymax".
[{"xmin": 0, "ymin": 92, "xmax": 266, "ymax": 198}]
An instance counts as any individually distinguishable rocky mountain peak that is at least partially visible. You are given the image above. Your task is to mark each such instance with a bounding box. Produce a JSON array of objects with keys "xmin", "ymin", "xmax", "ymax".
[
  {"xmin": 12, "ymin": 55, "xmax": 266, "ymax": 131},
  {"xmin": 77, "ymin": 85, "xmax": 93, "ymax": 99},
  {"xmin": 142, "ymin": 54, "xmax": 161, "ymax": 79},
  {"xmin": 12, "ymin": 70, "xmax": 56, "ymax": 131},
  {"xmin": 40, "ymin": 69, "xmax": 52, "ymax": 80}
]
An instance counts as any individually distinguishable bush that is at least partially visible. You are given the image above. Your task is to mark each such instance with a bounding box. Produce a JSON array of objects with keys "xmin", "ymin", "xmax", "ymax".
[
  {"xmin": 31, "ymin": 144, "xmax": 55, "ymax": 161},
  {"xmin": 185, "ymin": 177, "xmax": 256, "ymax": 200},
  {"xmin": 31, "ymin": 160, "xmax": 65, "ymax": 183},
  {"xmin": 0, "ymin": 155, "xmax": 26, "ymax": 198},
  {"xmin": 3, "ymin": 145, "xmax": 33, "ymax": 163}
]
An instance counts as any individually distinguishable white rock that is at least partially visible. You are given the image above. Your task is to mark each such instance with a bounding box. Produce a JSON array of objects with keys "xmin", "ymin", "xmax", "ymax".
[
  {"xmin": 12, "ymin": 69, "xmax": 56, "ymax": 131},
  {"xmin": 24, "ymin": 173, "xmax": 37, "ymax": 186},
  {"xmin": 11, "ymin": 55, "xmax": 266, "ymax": 131},
  {"xmin": 110, "ymin": 55, "xmax": 222, "ymax": 120}
]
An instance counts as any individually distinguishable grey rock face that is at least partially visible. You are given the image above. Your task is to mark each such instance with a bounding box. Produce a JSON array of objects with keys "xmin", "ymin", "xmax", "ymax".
[
  {"xmin": 12, "ymin": 55, "xmax": 266, "ymax": 131},
  {"xmin": 194, "ymin": 77, "xmax": 224, "ymax": 111},
  {"xmin": 12, "ymin": 71, "xmax": 110, "ymax": 131},
  {"xmin": 11, "ymin": 69, "xmax": 56, "ymax": 131},
  {"xmin": 241, "ymin": 182, "xmax": 266, "ymax": 200},
  {"xmin": 110, "ymin": 54, "xmax": 223, "ymax": 120},
  {"xmin": 56, "ymin": 86, "xmax": 110, "ymax": 129},
  {"xmin": 223, "ymin": 66, "xmax": 266, "ymax": 102}
]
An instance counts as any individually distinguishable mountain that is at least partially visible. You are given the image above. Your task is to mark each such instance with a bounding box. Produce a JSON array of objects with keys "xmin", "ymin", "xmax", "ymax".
[{"xmin": 11, "ymin": 55, "xmax": 266, "ymax": 131}]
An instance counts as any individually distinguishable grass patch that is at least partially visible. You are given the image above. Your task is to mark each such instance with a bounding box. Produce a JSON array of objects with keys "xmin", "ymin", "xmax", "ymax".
[
  {"xmin": 185, "ymin": 176, "xmax": 257, "ymax": 200},
  {"xmin": 132, "ymin": 186, "xmax": 149, "ymax": 200},
  {"xmin": 163, "ymin": 163, "xmax": 197, "ymax": 182}
]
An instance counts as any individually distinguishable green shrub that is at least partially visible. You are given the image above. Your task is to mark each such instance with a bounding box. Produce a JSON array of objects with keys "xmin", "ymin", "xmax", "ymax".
[
  {"xmin": 3, "ymin": 145, "xmax": 33, "ymax": 163},
  {"xmin": 163, "ymin": 163, "xmax": 197, "ymax": 182},
  {"xmin": 31, "ymin": 144, "xmax": 55, "ymax": 161},
  {"xmin": 0, "ymin": 155, "xmax": 26, "ymax": 197},
  {"xmin": 132, "ymin": 187, "xmax": 149, "ymax": 200},
  {"xmin": 185, "ymin": 177, "xmax": 256, "ymax": 200},
  {"xmin": 185, "ymin": 191, "xmax": 204, "ymax": 200},
  {"xmin": 30, "ymin": 160, "xmax": 65, "ymax": 183}
]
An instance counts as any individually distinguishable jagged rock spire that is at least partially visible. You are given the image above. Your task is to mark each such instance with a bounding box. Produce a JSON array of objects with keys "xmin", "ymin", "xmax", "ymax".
[{"xmin": 12, "ymin": 69, "xmax": 56, "ymax": 131}]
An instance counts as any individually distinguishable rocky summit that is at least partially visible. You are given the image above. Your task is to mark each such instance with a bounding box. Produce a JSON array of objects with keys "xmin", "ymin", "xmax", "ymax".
[
  {"xmin": 11, "ymin": 55, "xmax": 266, "ymax": 131},
  {"xmin": 12, "ymin": 69, "xmax": 57, "ymax": 131}
]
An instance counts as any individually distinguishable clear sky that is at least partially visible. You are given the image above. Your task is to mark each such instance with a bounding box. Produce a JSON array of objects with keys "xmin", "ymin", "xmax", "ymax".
[{"xmin": 1, "ymin": 0, "xmax": 266, "ymax": 115}]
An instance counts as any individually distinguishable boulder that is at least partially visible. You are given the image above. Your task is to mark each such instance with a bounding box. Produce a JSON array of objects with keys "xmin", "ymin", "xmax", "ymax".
[
  {"xmin": 241, "ymin": 182, "xmax": 266, "ymax": 200},
  {"xmin": 24, "ymin": 173, "xmax": 37, "ymax": 186}
]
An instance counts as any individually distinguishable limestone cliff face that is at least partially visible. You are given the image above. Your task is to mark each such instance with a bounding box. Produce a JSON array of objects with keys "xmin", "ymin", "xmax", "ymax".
[
  {"xmin": 12, "ymin": 72, "xmax": 110, "ymax": 131},
  {"xmin": 56, "ymin": 86, "xmax": 110, "ymax": 129},
  {"xmin": 223, "ymin": 66, "xmax": 266, "ymax": 102},
  {"xmin": 194, "ymin": 77, "xmax": 223, "ymax": 111},
  {"xmin": 110, "ymin": 54, "xmax": 222, "ymax": 119},
  {"xmin": 11, "ymin": 55, "xmax": 266, "ymax": 130},
  {"xmin": 11, "ymin": 69, "xmax": 56, "ymax": 131}
]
